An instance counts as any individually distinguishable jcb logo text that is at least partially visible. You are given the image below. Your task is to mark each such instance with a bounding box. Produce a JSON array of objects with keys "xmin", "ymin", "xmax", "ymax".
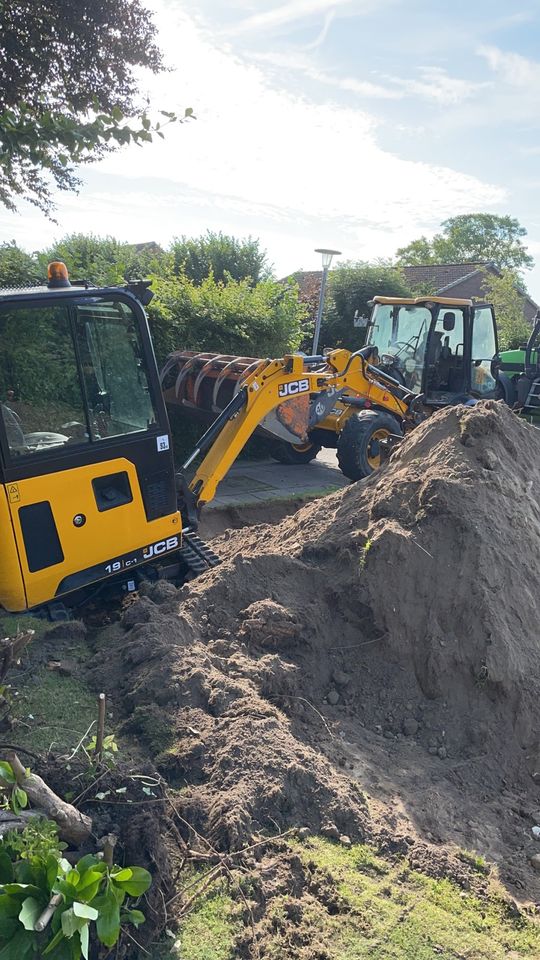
[
  {"xmin": 278, "ymin": 379, "xmax": 309, "ymax": 398},
  {"xmin": 143, "ymin": 536, "xmax": 179, "ymax": 559}
]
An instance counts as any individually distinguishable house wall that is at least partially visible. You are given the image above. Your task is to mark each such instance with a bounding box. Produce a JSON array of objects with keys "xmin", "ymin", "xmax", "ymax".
[{"xmin": 443, "ymin": 276, "xmax": 537, "ymax": 323}]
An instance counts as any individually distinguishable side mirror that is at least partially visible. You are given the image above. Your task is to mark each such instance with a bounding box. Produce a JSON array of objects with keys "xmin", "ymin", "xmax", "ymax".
[
  {"xmin": 353, "ymin": 310, "xmax": 369, "ymax": 329},
  {"xmin": 442, "ymin": 312, "xmax": 455, "ymax": 332}
]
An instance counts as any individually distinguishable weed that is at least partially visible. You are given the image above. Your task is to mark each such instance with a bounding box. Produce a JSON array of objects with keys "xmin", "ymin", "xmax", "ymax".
[
  {"xmin": 457, "ymin": 848, "xmax": 490, "ymax": 875},
  {"xmin": 0, "ymin": 759, "xmax": 28, "ymax": 814},
  {"xmin": 3, "ymin": 818, "xmax": 66, "ymax": 862},
  {"xmin": 86, "ymin": 732, "xmax": 119, "ymax": 768},
  {"xmin": 360, "ymin": 538, "xmax": 372, "ymax": 569}
]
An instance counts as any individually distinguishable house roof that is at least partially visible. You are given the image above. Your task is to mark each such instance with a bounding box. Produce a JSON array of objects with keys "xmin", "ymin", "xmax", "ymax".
[
  {"xmin": 400, "ymin": 261, "xmax": 490, "ymax": 290},
  {"xmin": 285, "ymin": 262, "xmax": 539, "ymax": 314}
]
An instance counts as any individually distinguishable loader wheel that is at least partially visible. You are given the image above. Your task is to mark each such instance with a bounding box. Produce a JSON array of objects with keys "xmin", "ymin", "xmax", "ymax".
[
  {"xmin": 270, "ymin": 440, "xmax": 321, "ymax": 465},
  {"xmin": 337, "ymin": 411, "xmax": 402, "ymax": 481}
]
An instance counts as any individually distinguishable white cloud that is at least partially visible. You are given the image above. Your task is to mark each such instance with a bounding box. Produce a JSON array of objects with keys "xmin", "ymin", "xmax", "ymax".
[
  {"xmin": 303, "ymin": 8, "xmax": 335, "ymax": 50},
  {"xmin": 478, "ymin": 44, "xmax": 540, "ymax": 89},
  {"xmin": 254, "ymin": 50, "xmax": 483, "ymax": 105},
  {"xmin": 226, "ymin": 0, "xmax": 354, "ymax": 35},
  {"xmin": 400, "ymin": 67, "xmax": 486, "ymax": 105}
]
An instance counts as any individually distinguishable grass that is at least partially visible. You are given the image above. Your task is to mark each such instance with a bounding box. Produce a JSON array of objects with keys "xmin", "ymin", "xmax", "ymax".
[
  {"xmin": 170, "ymin": 838, "xmax": 540, "ymax": 960},
  {"xmin": 0, "ymin": 613, "xmax": 98, "ymax": 756},
  {"xmin": 169, "ymin": 876, "xmax": 240, "ymax": 960}
]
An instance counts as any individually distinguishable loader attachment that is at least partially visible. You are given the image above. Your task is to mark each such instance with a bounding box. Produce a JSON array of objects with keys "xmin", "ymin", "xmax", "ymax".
[{"xmin": 162, "ymin": 349, "xmax": 317, "ymax": 446}]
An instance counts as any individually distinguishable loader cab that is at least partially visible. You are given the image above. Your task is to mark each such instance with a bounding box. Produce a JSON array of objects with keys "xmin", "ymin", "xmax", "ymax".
[
  {"xmin": 0, "ymin": 266, "xmax": 181, "ymax": 612},
  {"xmin": 365, "ymin": 297, "xmax": 498, "ymax": 406}
]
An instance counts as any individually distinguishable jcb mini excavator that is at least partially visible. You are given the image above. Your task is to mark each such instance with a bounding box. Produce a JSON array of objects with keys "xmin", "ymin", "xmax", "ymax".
[
  {"xmin": 162, "ymin": 295, "xmax": 500, "ymax": 479},
  {"xmin": 0, "ymin": 264, "xmax": 423, "ymax": 614}
]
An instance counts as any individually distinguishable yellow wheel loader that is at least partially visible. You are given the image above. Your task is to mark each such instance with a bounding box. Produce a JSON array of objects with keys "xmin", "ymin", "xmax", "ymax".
[
  {"xmin": 162, "ymin": 296, "xmax": 499, "ymax": 481},
  {"xmin": 0, "ymin": 264, "xmax": 422, "ymax": 614}
]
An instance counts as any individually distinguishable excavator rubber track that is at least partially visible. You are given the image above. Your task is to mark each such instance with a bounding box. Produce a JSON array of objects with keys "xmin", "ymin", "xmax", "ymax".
[{"xmin": 179, "ymin": 531, "xmax": 221, "ymax": 575}]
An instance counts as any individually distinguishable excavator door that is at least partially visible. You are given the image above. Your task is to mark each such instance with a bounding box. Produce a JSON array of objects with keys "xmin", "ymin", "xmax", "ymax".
[{"xmin": 0, "ymin": 281, "xmax": 181, "ymax": 612}]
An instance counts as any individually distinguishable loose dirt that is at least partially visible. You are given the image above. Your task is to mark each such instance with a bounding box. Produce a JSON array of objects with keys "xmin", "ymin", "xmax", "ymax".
[{"xmin": 92, "ymin": 400, "xmax": 540, "ymax": 950}]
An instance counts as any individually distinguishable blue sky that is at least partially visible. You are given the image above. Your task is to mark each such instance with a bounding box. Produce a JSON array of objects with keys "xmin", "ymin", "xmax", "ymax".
[{"xmin": 2, "ymin": 0, "xmax": 540, "ymax": 296}]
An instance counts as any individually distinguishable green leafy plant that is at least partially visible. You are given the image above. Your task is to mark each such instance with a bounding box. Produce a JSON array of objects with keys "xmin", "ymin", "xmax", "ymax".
[
  {"xmin": 0, "ymin": 759, "xmax": 28, "ymax": 815},
  {"xmin": 86, "ymin": 734, "xmax": 119, "ymax": 769},
  {"xmin": 3, "ymin": 819, "xmax": 66, "ymax": 863},
  {"xmin": 0, "ymin": 844, "xmax": 151, "ymax": 959}
]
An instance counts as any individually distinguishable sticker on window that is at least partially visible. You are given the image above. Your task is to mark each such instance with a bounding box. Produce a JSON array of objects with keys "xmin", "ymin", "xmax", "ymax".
[{"xmin": 157, "ymin": 435, "xmax": 170, "ymax": 452}]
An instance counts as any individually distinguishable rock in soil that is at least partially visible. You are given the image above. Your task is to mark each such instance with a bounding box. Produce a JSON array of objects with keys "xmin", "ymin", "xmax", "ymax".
[{"xmin": 402, "ymin": 717, "xmax": 419, "ymax": 737}]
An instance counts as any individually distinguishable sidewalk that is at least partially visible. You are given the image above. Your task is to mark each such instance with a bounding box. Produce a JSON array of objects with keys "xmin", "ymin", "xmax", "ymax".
[{"xmin": 206, "ymin": 447, "xmax": 349, "ymax": 510}]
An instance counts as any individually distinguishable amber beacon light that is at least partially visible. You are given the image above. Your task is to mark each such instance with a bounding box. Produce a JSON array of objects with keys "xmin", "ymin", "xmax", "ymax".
[{"xmin": 47, "ymin": 261, "xmax": 70, "ymax": 288}]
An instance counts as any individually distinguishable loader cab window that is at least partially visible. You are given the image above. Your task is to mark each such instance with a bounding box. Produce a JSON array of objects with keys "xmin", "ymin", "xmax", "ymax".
[
  {"xmin": 366, "ymin": 303, "xmax": 431, "ymax": 393},
  {"xmin": 0, "ymin": 297, "xmax": 157, "ymax": 459}
]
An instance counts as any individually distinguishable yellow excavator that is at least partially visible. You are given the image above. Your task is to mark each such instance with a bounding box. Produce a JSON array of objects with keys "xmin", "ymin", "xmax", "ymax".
[
  {"xmin": 162, "ymin": 295, "xmax": 499, "ymax": 481},
  {"xmin": 0, "ymin": 264, "xmax": 422, "ymax": 614}
]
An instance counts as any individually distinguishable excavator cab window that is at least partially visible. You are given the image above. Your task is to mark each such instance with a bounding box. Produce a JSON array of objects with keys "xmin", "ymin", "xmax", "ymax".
[{"xmin": 0, "ymin": 297, "xmax": 158, "ymax": 459}]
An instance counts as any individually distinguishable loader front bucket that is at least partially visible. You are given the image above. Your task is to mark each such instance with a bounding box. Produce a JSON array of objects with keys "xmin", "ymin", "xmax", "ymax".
[
  {"xmin": 160, "ymin": 350, "xmax": 262, "ymax": 415},
  {"xmin": 160, "ymin": 350, "xmax": 312, "ymax": 445}
]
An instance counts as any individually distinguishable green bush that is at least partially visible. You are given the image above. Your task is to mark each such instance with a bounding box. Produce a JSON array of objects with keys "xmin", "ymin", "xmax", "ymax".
[
  {"xmin": 149, "ymin": 271, "xmax": 305, "ymax": 366},
  {"xmin": 322, "ymin": 262, "xmax": 412, "ymax": 351}
]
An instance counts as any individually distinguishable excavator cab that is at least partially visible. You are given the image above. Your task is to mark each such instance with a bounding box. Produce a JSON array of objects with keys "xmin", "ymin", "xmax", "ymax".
[
  {"xmin": 365, "ymin": 297, "xmax": 499, "ymax": 406},
  {"xmin": 0, "ymin": 264, "xmax": 182, "ymax": 613}
]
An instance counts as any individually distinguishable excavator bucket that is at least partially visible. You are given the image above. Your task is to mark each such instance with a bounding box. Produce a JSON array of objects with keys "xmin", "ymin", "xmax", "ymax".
[{"xmin": 160, "ymin": 350, "xmax": 311, "ymax": 444}]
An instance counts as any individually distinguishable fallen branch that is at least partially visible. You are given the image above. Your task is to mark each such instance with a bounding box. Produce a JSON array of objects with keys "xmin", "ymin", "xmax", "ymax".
[{"xmin": 6, "ymin": 752, "xmax": 91, "ymax": 844}]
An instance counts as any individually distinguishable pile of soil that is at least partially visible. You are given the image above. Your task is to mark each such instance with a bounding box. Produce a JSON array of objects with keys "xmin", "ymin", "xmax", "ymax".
[{"xmin": 94, "ymin": 400, "xmax": 540, "ymax": 909}]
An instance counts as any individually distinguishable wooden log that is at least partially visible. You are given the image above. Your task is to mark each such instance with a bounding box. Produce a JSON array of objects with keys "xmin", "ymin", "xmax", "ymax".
[{"xmin": 6, "ymin": 752, "xmax": 91, "ymax": 845}]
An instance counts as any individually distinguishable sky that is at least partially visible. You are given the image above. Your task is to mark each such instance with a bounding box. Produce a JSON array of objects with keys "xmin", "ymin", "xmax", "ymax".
[{"xmin": 2, "ymin": 0, "xmax": 540, "ymax": 296}]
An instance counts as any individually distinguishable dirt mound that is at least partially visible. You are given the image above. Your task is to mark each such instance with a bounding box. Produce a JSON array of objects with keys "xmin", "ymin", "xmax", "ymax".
[{"xmin": 96, "ymin": 401, "xmax": 540, "ymax": 899}]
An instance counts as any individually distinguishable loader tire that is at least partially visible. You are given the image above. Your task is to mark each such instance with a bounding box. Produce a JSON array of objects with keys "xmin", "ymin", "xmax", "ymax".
[
  {"xmin": 270, "ymin": 439, "xmax": 321, "ymax": 465},
  {"xmin": 337, "ymin": 411, "xmax": 402, "ymax": 481}
]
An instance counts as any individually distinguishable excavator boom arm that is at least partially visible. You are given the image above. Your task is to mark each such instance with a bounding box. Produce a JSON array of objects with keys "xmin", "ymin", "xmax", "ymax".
[{"xmin": 181, "ymin": 350, "xmax": 412, "ymax": 515}]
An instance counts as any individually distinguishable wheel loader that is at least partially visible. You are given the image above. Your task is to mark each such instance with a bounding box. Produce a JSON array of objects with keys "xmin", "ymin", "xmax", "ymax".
[
  {"xmin": 161, "ymin": 295, "xmax": 499, "ymax": 480},
  {"xmin": 0, "ymin": 264, "xmax": 425, "ymax": 615}
]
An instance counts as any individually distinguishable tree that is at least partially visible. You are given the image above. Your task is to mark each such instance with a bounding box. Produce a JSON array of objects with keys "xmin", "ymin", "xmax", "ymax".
[
  {"xmin": 396, "ymin": 214, "xmax": 534, "ymax": 273},
  {"xmin": 0, "ymin": 1, "xmax": 192, "ymax": 215},
  {"xmin": 171, "ymin": 232, "xmax": 270, "ymax": 285},
  {"xmin": 0, "ymin": 241, "xmax": 42, "ymax": 286},
  {"xmin": 39, "ymin": 234, "xmax": 169, "ymax": 285},
  {"xmin": 481, "ymin": 269, "xmax": 531, "ymax": 351},
  {"xmin": 322, "ymin": 262, "xmax": 412, "ymax": 350}
]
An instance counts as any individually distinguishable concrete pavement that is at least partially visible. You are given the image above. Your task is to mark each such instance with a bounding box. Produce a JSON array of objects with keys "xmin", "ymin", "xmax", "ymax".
[{"xmin": 205, "ymin": 446, "xmax": 349, "ymax": 510}]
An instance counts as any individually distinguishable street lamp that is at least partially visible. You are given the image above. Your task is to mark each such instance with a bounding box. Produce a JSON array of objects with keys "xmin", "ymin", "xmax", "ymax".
[{"xmin": 312, "ymin": 248, "xmax": 341, "ymax": 355}]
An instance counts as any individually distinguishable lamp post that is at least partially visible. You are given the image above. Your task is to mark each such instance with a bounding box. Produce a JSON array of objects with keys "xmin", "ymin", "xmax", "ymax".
[{"xmin": 312, "ymin": 248, "xmax": 341, "ymax": 355}]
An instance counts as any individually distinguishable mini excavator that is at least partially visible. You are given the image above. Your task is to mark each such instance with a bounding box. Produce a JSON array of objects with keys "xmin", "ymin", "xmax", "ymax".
[{"xmin": 0, "ymin": 265, "xmax": 424, "ymax": 614}]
